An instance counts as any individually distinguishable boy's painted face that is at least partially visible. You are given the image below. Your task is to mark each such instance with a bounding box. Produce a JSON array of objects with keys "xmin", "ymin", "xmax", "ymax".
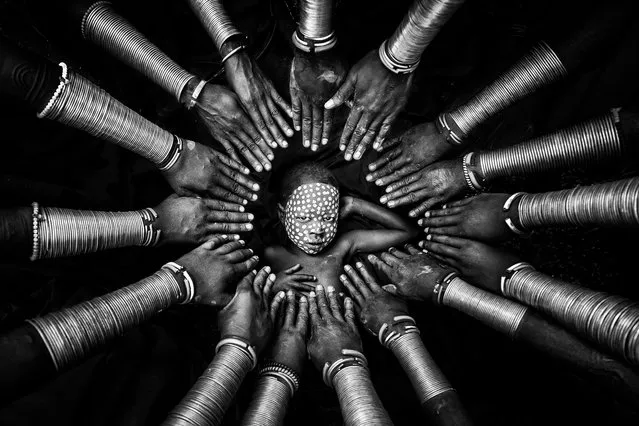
[{"xmin": 284, "ymin": 183, "xmax": 339, "ymax": 255}]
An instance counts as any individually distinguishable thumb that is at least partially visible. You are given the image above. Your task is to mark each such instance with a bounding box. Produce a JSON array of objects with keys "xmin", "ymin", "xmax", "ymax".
[{"xmin": 324, "ymin": 72, "xmax": 356, "ymax": 109}]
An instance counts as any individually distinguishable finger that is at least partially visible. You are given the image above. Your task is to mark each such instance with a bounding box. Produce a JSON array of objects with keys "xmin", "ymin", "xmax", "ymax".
[
  {"xmin": 355, "ymin": 261, "xmax": 382, "ymax": 293},
  {"xmin": 344, "ymin": 112, "xmax": 373, "ymax": 162},
  {"xmin": 207, "ymin": 210, "xmax": 254, "ymax": 224},
  {"xmin": 410, "ymin": 197, "xmax": 445, "ymax": 218},
  {"xmin": 215, "ymin": 151, "xmax": 251, "ymax": 175},
  {"xmin": 246, "ymin": 105, "xmax": 277, "ymax": 149},
  {"xmin": 219, "ymin": 163, "xmax": 260, "ymax": 193},
  {"xmin": 224, "ymin": 248, "xmax": 254, "ymax": 263},
  {"xmin": 301, "ymin": 97, "xmax": 313, "ymax": 149},
  {"xmin": 423, "ymin": 250, "xmax": 459, "ymax": 270},
  {"xmin": 217, "ymin": 138, "xmax": 242, "ymax": 163},
  {"xmin": 203, "ymin": 198, "xmax": 246, "ymax": 213},
  {"xmin": 321, "ymin": 108, "xmax": 333, "ymax": 146},
  {"xmin": 373, "ymin": 111, "xmax": 399, "ymax": 151},
  {"xmin": 270, "ymin": 290, "xmax": 286, "ymax": 319},
  {"xmin": 206, "ymin": 222, "xmax": 253, "ymax": 234},
  {"xmin": 367, "ymin": 254, "xmax": 393, "ymax": 277},
  {"xmin": 426, "ymin": 226, "xmax": 463, "ymax": 237},
  {"xmin": 290, "ymin": 87, "xmax": 301, "ymax": 132},
  {"xmin": 258, "ymin": 96, "xmax": 287, "ymax": 148},
  {"xmin": 237, "ymin": 129, "xmax": 273, "ymax": 172},
  {"xmin": 388, "ymin": 247, "xmax": 408, "ymax": 258},
  {"xmin": 315, "ymin": 285, "xmax": 331, "ymax": 319},
  {"xmin": 344, "ymin": 297, "xmax": 358, "ymax": 332},
  {"xmin": 217, "ymin": 175, "xmax": 257, "ymax": 203},
  {"xmin": 284, "ymin": 264, "xmax": 302, "ymax": 274},
  {"xmin": 228, "ymin": 133, "xmax": 263, "ymax": 173},
  {"xmin": 296, "ymin": 295, "xmax": 309, "ymax": 330},
  {"xmin": 310, "ymin": 104, "xmax": 323, "ymax": 152},
  {"xmin": 421, "ymin": 207, "xmax": 465, "ymax": 221},
  {"xmin": 209, "ymin": 185, "xmax": 247, "ymax": 206},
  {"xmin": 212, "ymin": 240, "xmax": 245, "ymax": 255},
  {"xmin": 385, "ymin": 172, "xmax": 422, "ymax": 195},
  {"xmin": 236, "ymin": 255, "xmax": 260, "ymax": 274},
  {"xmin": 325, "ymin": 72, "xmax": 356, "ymax": 109},
  {"xmin": 369, "ymin": 157, "xmax": 410, "ymax": 185},
  {"xmin": 237, "ymin": 270, "xmax": 256, "ymax": 292},
  {"xmin": 344, "ymin": 264, "xmax": 372, "ymax": 298},
  {"xmin": 267, "ymin": 80, "xmax": 293, "ymax": 120},
  {"xmin": 419, "ymin": 240, "xmax": 460, "ymax": 258},
  {"xmin": 291, "ymin": 274, "xmax": 317, "ymax": 282},
  {"xmin": 291, "ymin": 281, "xmax": 317, "ymax": 292},
  {"xmin": 265, "ymin": 92, "xmax": 294, "ymax": 139},
  {"xmin": 238, "ymin": 114, "xmax": 268, "ymax": 155},
  {"xmin": 339, "ymin": 273, "xmax": 364, "ymax": 309},
  {"xmin": 308, "ymin": 290, "xmax": 320, "ymax": 324},
  {"xmin": 264, "ymin": 272, "xmax": 276, "ymax": 300},
  {"xmin": 354, "ymin": 115, "xmax": 384, "ymax": 160},
  {"xmin": 253, "ymin": 266, "xmax": 271, "ymax": 295},
  {"xmin": 367, "ymin": 146, "xmax": 401, "ymax": 174},
  {"xmin": 386, "ymin": 187, "xmax": 431, "ymax": 209},
  {"xmin": 405, "ymin": 244, "xmax": 422, "ymax": 255},
  {"xmin": 379, "ymin": 251, "xmax": 401, "ymax": 266},
  {"xmin": 326, "ymin": 286, "xmax": 344, "ymax": 321},
  {"xmin": 284, "ymin": 290, "xmax": 297, "ymax": 327},
  {"xmin": 442, "ymin": 197, "xmax": 473, "ymax": 209},
  {"xmin": 339, "ymin": 108, "xmax": 362, "ymax": 154},
  {"xmin": 200, "ymin": 234, "xmax": 232, "ymax": 250},
  {"xmin": 427, "ymin": 234, "xmax": 467, "ymax": 248}
]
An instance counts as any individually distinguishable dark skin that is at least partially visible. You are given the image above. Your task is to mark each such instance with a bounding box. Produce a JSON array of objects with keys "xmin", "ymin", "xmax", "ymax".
[
  {"xmin": 418, "ymin": 193, "xmax": 520, "ymax": 243},
  {"xmin": 290, "ymin": 48, "xmax": 347, "ymax": 152},
  {"xmin": 265, "ymin": 193, "xmax": 417, "ymax": 294},
  {"xmin": 266, "ymin": 291, "xmax": 310, "ymax": 375},
  {"xmin": 0, "ymin": 207, "xmax": 30, "ymax": 258}
]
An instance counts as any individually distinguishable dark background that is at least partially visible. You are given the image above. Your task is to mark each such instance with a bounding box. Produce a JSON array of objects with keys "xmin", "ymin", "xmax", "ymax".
[{"xmin": 1, "ymin": 0, "xmax": 638, "ymax": 424}]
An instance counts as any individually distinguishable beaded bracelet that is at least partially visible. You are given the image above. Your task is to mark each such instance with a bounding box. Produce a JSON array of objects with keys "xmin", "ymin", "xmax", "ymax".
[
  {"xmin": 215, "ymin": 336, "xmax": 258, "ymax": 369},
  {"xmin": 322, "ymin": 349, "xmax": 368, "ymax": 387},
  {"xmin": 30, "ymin": 202, "xmax": 42, "ymax": 261},
  {"xmin": 258, "ymin": 360, "xmax": 300, "ymax": 397},
  {"xmin": 502, "ymin": 192, "xmax": 529, "ymax": 235},
  {"xmin": 37, "ymin": 63, "xmax": 69, "ymax": 119},
  {"xmin": 377, "ymin": 315, "xmax": 420, "ymax": 348}
]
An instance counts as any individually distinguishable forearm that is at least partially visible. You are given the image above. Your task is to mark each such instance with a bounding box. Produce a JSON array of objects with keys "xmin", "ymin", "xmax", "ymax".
[
  {"xmin": 81, "ymin": 2, "xmax": 196, "ymax": 102},
  {"xmin": 379, "ymin": 0, "xmax": 464, "ymax": 74},
  {"xmin": 333, "ymin": 365, "xmax": 393, "ymax": 426},
  {"xmin": 506, "ymin": 178, "xmax": 639, "ymax": 233},
  {"xmin": 351, "ymin": 198, "xmax": 414, "ymax": 232},
  {"xmin": 0, "ymin": 36, "xmax": 60, "ymax": 112},
  {"xmin": 438, "ymin": 275, "xmax": 639, "ymax": 407},
  {"xmin": 164, "ymin": 344, "xmax": 254, "ymax": 426},
  {"xmin": 473, "ymin": 110, "xmax": 623, "ymax": 186},
  {"xmin": 0, "ymin": 265, "xmax": 191, "ymax": 402},
  {"xmin": 502, "ymin": 264, "xmax": 639, "ymax": 366},
  {"xmin": 387, "ymin": 329, "xmax": 472, "ymax": 425},
  {"xmin": 187, "ymin": 0, "xmax": 242, "ymax": 54},
  {"xmin": 0, "ymin": 207, "xmax": 31, "ymax": 258},
  {"xmin": 293, "ymin": 0, "xmax": 336, "ymax": 53},
  {"xmin": 241, "ymin": 361, "xmax": 299, "ymax": 426}
]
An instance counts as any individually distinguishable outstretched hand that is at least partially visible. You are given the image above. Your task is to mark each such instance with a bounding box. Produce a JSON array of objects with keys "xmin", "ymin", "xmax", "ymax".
[
  {"xmin": 273, "ymin": 264, "xmax": 317, "ymax": 294},
  {"xmin": 367, "ymin": 245, "xmax": 455, "ymax": 302},
  {"xmin": 267, "ymin": 291, "xmax": 310, "ymax": 374},
  {"xmin": 175, "ymin": 236, "xmax": 260, "ymax": 306},
  {"xmin": 340, "ymin": 262, "xmax": 409, "ymax": 337},
  {"xmin": 218, "ymin": 267, "xmax": 283, "ymax": 354},
  {"xmin": 307, "ymin": 285, "xmax": 362, "ymax": 372},
  {"xmin": 290, "ymin": 49, "xmax": 347, "ymax": 151},
  {"xmin": 325, "ymin": 50, "xmax": 412, "ymax": 161},
  {"xmin": 162, "ymin": 140, "xmax": 259, "ymax": 205}
]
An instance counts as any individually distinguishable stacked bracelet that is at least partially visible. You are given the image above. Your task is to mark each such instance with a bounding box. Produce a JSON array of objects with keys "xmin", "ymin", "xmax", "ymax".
[
  {"xmin": 502, "ymin": 192, "xmax": 529, "ymax": 235},
  {"xmin": 433, "ymin": 271, "xmax": 459, "ymax": 305},
  {"xmin": 378, "ymin": 40, "xmax": 419, "ymax": 74},
  {"xmin": 258, "ymin": 360, "xmax": 300, "ymax": 397},
  {"xmin": 293, "ymin": 30, "xmax": 337, "ymax": 54},
  {"xmin": 377, "ymin": 315, "xmax": 420, "ymax": 348},
  {"xmin": 436, "ymin": 113, "xmax": 465, "ymax": 146},
  {"xmin": 215, "ymin": 336, "xmax": 258, "ymax": 370},
  {"xmin": 322, "ymin": 349, "xmax": 368, "ymax": 387},
  {"xmin": 157, "ymin": 136, "xmax": 183, "ymax": 171},
  {"xmin": 163, "ymin": 261, "xmax": 195, "ymax": 304},
  {"xmin": 37, "ymin": 62, "xmax": 69, "ymax": 119}
]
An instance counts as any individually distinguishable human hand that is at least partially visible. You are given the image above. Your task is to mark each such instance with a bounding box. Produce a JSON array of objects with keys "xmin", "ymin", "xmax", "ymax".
[
  {"xmin": 307, "ymin": 285, "xmax": 362, "ymax": 372},
  {"xmin": 267, "ymin": 291, "xmax": 310, "ymax": 374},
  {"xmin": 162, "ymin": 140, "xmax": 259, "ymax": 205},
  {"xmin": 366, "ymin": 121, "xmax": 453, "ymax": 185},
  {"xmin": 340, "ymin": 262, "xmax": 409, "ymax": 337},
  {"xmin": 367, "ymin": 245, "xmax": 454, "ymax": 302},
  {"xmin": 218, "ymin": 267, "xmax": 283, "ymax": 354},
  {"xmin": 225, "ymin": 51, "xmax": 293, "ymax": 149},
  {"xmin": 186, "ymin": 81, "xmax": 274, "ymax": 173},
  {"xmin": 325, "ymin": 50, "xmax": 413, "ymax": 161},
  {"xmin": 419, "ymin": 193, "xmax": 516, "ymax": 243},
  {"xmin": 175, "ymin": 236, "xmax": 260, "ymax": 306},
  {"xmin": 273, "ymin": 264, "xmax": 317, "ymax": 294},
  {"xmin": 419, "ymin": 235, "xmax": 522, "ymax": 293},
  {"xmin": 154, "ymin": 194, "xmax": 253, "ymax": 245},
  {"xmin": 379, "ymin": 158, "xmax": 466, "ymax": 218},
  {"xmin": 290, "ymin": 49, "xmax": 347, "ymax": 151}
]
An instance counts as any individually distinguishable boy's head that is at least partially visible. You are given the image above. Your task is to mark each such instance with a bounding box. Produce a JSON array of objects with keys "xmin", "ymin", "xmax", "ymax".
[{"xmin": 276, "ymin": 162, "xmax": 340, "ymax": 255}]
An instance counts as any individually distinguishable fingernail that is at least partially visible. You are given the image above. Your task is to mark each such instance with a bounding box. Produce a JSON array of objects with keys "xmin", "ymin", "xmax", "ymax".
[
  {"xmin": 286, "ymin": 129, "xmax": 294, "ymax": 137},
  {"xmin": 373, "ymin": 142, "xmax": 380, "ymax": 150},
  {"xmin": 252, "ymin": 183, "xmax": 260, "ymax": 191},
  {"xmin": 368, "ymin": 163, "xmax": 376, "ymax": 171},
  {"xmin": 388, "ymin": 201, "xmax": 396, "ymax": 208},
  {"xmin": 265, "ymin": 162, "xmax": 272, "ymax": 171},
  {"xmin": 231, "ymin": 234, "xmax": 240, "ymax": 240},
  {"xmin": 248, "ymin": 249, "xmax": 254, "ymax": 255},
  {"xmin": 239, "ymin": 240, "xmax": 245, "ymax": 245},
  {"xmin": 426, "ymin": 234, "xmax": 432, "ymax": 241},
  {"xmin": 220, "ymin": 235, "xmax": 228, "ymax": 239},
  {"xmin": 278, "ymin": 291, "xmax": 286, "ymax": 299},
  {"xmin": 300, "ymin": 296, "xmax": 307, "ymax": 302},
  {"xmin": 355, "ymin": 262, "xmax": 363, "ymax": 268},
  {"xmin": 239, "ymin": 206, "xmax": 245, "ymax": 212},
  {"xmin": 339, "ymin": 274, "xmax": 347, "ymax": 281},
  {"xmin": 375, "ymin": 179, "xmax": 383, "ymax": 186},
  {"xmin": 368, "ymin": 254, "xmax": 375, "ymax": 261},
  {"xmin": 242, "ymin": 199, "xmax": 248, "ymax": 205},
  {"xmin": 424, "ymin": 227, "xmax": 429, "ymax": 233},
  {"xmin": 339, "ymin": 145, "xmax": 345, "ymax": 151},
  {"xmin": 324, "ymin": 99, "xmax": 335, "ymax": 109},
  {"xmin": 344, "ymin": 153, "xmax": 352, "ymax": 161},
  {"xmin": 252, "ymin": 194, "xmax": 258, "ymax": 201},
  {"xmin": 321, "ymin": 138, "xmax": 328, "ymax": 145},
  {"xmin": 442, "ymin": 204, "xmax": 447, "ymax": 209},
  {"xmin": 354, "ymin": 150, "xmax": 362, "ymax": 160},
  {"xmin": 339, "ymin": 292, "xmax": 344, "ymax": 298},
  {"xmin": 327, "ymin": 286, "xmax": 335, "ymax": 292},
  {"xmin": 380, "ymin": 196, "xmax": 387, "ymax": 204},
  {"xmin": 255, "ymin": 165, "xmax": 263, "ymax": 173},
  {"xmin": 248, "ymin": 213, "xmax": 254, "ymax": 220},
  {"xmin": 422, "ymin": 249, "xmax": 429, "ymax": 254},
  {"xmin": 287, "ymin": 289, "xmax": 294, "ymax": 296},
  {"xmin": 419, "ymin": 241, "xmax": 425, "ymax": 248},
  {"xmin": 282, "ymin": 141, "xmax": 289, "ymax": 148},
  {"xmin": 385, "ymin": 186, "xmax": 392, "ymax": 193},
  {"xmin": 246, "ymin": 223, "xmax": 254, "ymax": 230},
  {"xmin": 311, "ymin": 145, "xmax": 318, "ymax": 152},
  {"xmin": 270, "ymin": 142, "xmax": 278, "ymax": 149},
  {"xmin": 366, "ymin": 174, "xmax": 373, "ymax": 181},
  {"xmin": 269, "ymin": 273, "xmax": 276, "ymax": 281},
  {"xmin": 264, "ymin": 266, "xmax": 271, "ymax": 273},
  {"xmin": 409, "ymin": 211, "xmax": 417, "ymax": 217},
  {"xmin": 316, "ymin": 285, "xmax": 324, "ymax": 291},
  {"xmin": 251, "ymin": 255, "xmax": 259, "ymax": 261},
  {"xmin": 417, "ymin": 219, "xmax": 424, "ymax": 226},
  {"xmin": 424, "ymin": 211, "xmax": 431, "ymax": 218},
  {"xmin": 303, "ymin": 140, "xmax": 309, "ymax": 147},
  {"xmin": 344, "ymin": 264, "xmax": 353, "ymax": 271},
  {"xmin": 295, "ymin": 125, "xmax": 300, "ymax": 131}
]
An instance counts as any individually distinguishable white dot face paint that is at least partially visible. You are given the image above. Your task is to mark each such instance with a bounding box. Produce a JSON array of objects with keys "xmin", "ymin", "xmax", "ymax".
[{"xmin": 284, "ymin": 183, "xmax": 339, "ymax": 255}]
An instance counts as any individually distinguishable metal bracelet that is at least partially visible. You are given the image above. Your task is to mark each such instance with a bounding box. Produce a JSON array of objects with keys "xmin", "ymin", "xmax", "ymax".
[
  {"xmin": 241, "ymin": 375, "xmax": 291, "ymax": 426},
  {"xmin": 436, "ymin": 112, "xmax": 465, "ymax": 146},
  {"xmin": 502, "ymin": 192, "xmax": 528, "ymax": 235},
  {"xmin": 258, "ymin": 360, "xmax": 300, "ymax": 397},
  {"xmin": 37, "ymin": 62, "xmax": 69, "ymax": 119},
  {"xmin": 215, "ymin": 336, "xmax": 258, "ymax": 370},
  {"xmin": 188, "ymin": 0, "xmax": 242, "ymax": 51},
  {"xmin": 30, "ymin": 202, "xmax": 42, "ymax": 261},
  {"xmin": 186, "ymin": 79, "xmax": 208, "ymax": 110},
  {"xmin": 377, "ymin": 315, "xmax": 420, "ymax": 348},
  {"xmin": 163, "ymin": 261, "xmax": 195, "ymax": 304},
  {"xmin": 333, "ymin": 365, "xmax": 393, "ymax": 425},
  {"xmin": 499, "ymin": 261, "xmax": 535, "ymax": 296},
  {"xmin": 322, "ymin": 349, "xmax": 368, "ymax": 388}
]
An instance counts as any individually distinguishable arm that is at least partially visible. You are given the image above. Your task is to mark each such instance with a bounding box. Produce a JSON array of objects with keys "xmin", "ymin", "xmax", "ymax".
[
  {"xmin": 290, "ymin": 0, "xmax": 347, "ymax": 152},
  {"xmin": 341, "ymin": 196, "xmax": 418, "ymax": 255},
  {"xmin": 79, "ymin": 2, "xmax": 270, "ymax": 172},
  {"xmin": 0, "ymin": 207, "xmax": 31, "ymax": 259},
  {"xmin": 187, "ymin": 0, "xmax": 293, "ymax": 148},
  {"xmin": 326, "ymin": 0, "xmax": 465, "ymax": 162},
  {"xmin": 367, "ymin": 246, "xmax": 639, "ymax": 410},
  {"xmin": 0, "ymin": 238, "xmax": 259, "ymax": 402},
  {"xmin": 341, "ymin": 263, "xmax": 473, "ymax": 425},
  {"xmin": 164, "ymin": 268, "xmax": 280, "ymax": 425}
]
